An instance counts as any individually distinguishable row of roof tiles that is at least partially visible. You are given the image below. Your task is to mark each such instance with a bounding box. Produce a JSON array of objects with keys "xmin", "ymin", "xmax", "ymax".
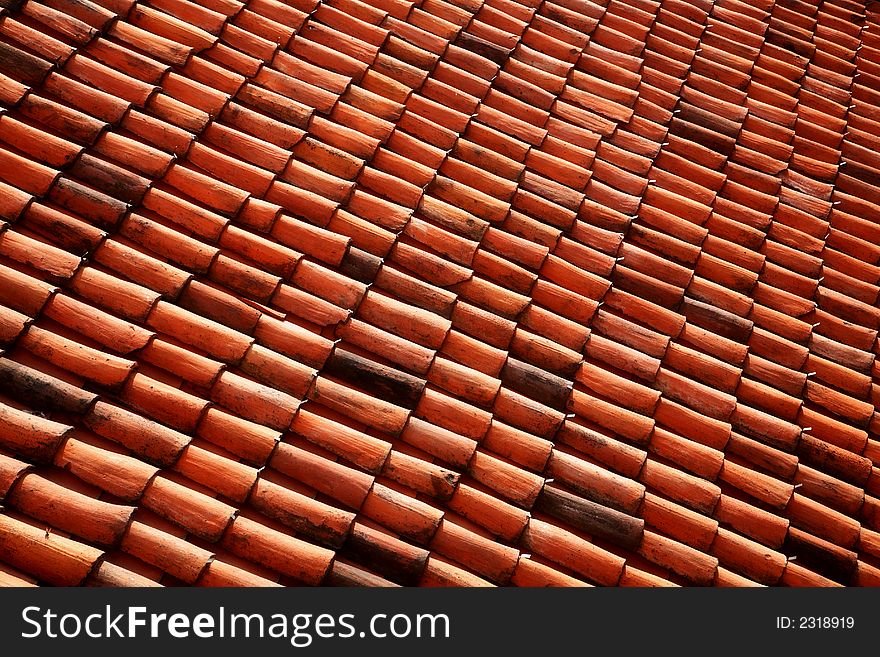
[{"xmin": 0, "ymin": 0, "xmax": 879, "ymax": 587}]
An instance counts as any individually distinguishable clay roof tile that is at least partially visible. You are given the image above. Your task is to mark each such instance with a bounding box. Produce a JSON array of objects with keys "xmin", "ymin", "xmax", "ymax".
[
  {"xmin": 84, "ymin": 400, "xmax": 190, "ymax": 466},
  {"xmin": 0, "ymin": 0, "xmax": 876, "ymax": 589},
  {"xmin": 0, "ymin": 512, "xmax": 103, "ymax": 585}
]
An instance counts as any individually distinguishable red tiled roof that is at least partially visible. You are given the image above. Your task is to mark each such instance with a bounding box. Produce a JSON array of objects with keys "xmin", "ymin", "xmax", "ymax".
[{"xmin": 0, "ymin": 0, "xmax": 879, "ymax": 587}]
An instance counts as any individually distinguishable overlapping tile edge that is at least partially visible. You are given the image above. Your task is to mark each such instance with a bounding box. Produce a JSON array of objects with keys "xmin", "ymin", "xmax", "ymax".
[{"xmin": 0, "ymin": 0, "xmax": 878, "ymax": 587}]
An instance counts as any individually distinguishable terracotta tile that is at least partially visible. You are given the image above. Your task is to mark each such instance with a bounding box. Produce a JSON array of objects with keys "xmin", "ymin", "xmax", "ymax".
[
  {"xmin": 714, "ymin": 491, "xmax": 789, "ymax": 549},
  {"xmin": 639, "ymin": 491, "xmax": 717, "ymax": 553},
  {"xmin": 577, "ymin": 362, "xmax": 660, "ymax": 416},
  {"xmin": 92, "ymin": 239, "xmax": 190, "ymax": 300},
  {"xmin": 516, "ymin": 307, "xmax": 588, "ymax": 360},
  {"xmin": 292, "ymin": 261, "xmax": 365, "ymax": 311},
  {"xmin": 336, "ymin": 319, "xmax": 430, "ymax": 376},
  {"xmin": 0, "ymin": 302, "xmax": 29, "ymax": 346},
  {"xmin": 250, "ymin": 476, "xmax": 354, "ymax": 547},
  {"xmin": 342, "ymin": 521, "xmax": 428, "ymax": 585},
  {"xmin": 780, "ymin": 560, "xmax": 842, "ymax": 587},
  {"xmin": 0, "ymin": 357, "xmax": 95, "ymax": 417},
  {"xmin": 346, "ymin": 189, "xmax": 413, "ymax": 233},
  {"xmin": 620, "ymin": 563, "xmax": 680, "ymax": 587},
  {"xmin": 494, "ymin": 385, "xmax": 565, "ymax": 438},
  {"xmin": 418, "ymin": 385, "xmax": 493, "ymax": 440},
  {"xmin": 638, "ymin": 529, "xmax": 718, "ymax": 585},
  {"xmin": 163, "ymin": 163, "xmax": 249, "ymax": 216},
  {"xmin": 18, "ymin": 323, "xmax": 136, "ymax": 388},
  {"xmin": 784, "ymin": 526, "xmax": 857, "ymax": 584},
  {"xmin": 130, "ymin": 204, "xmax": 221, "ymax": 263},
  {"xmin": 0, "ymin": 146, "xmax": 59, "ymax": 196},
  {"xmin": 0, "ymin": 116, "xmax": 80, "ymax": 169},
  {"xmin": 0, "ymin": 231, "xmax": 81, "ymax": 283},
  {"xmin": 604, "ymin": 287, "xmax": 686, "ymax": 337},
  {"xmin": 655, "ymin": 367, "xmax": 737, "ymax": 422},
  {"xmin": 141, "ymin": 474, "xmax": 235, "ymax": 541},
  {"xmin": 19, "ymin": 197, "xmax": 106, "ymax": 255},
  {"xmin": 0, "ymin": 17, "xmax": 71, "ymax": 71},
  {"xmin": 61, "ymin": 56, "xmax": 151, "ymax": 111},
  {"xmin": 800, "ymin": 406, "xmax": 869, "ymax": 456},
  {"xmin": 649, "ymin": 426, "xmax": 724, "ymax": 481},
  {"xmin": 0, "ymin": 512, "xmax": 103, "ymax": 585},
  {"xmin": 183, "ymin": 144, "xmax": 271, "ymax": 198},
  {"xmin": 429, "ymin": 177, "xmax": 511, "ymax": 227},
  {"xmin": 360, "ymin": 482, "xmax": 443, "ymax": 544},
  {"xmin": 536, "ymin": 484, "xmax": 645, "ymax": 552},
  {"xmin": 860, "ymin": 524, "xmax": 880, "ymax": 560},
  {"xmin": 88, "ymin": 557, "xmax": 162, "ymax": 586},
  {"xmin": 375, "ymin": 265, "xmax": 457, "ymax": 317},
  {"xmin": 401, "ymin": 417, "xmax": 476, "ymax": 470},
  {"xmin": 511, "ymin": 555, "xmax": 592, "ymax": 586},
  {"xmin": 465, "ymin": 449, "xmax": 542, "ymax": 508},
  {"xmin": 89, "ymin": 132, "xmax": 171, "ymax": 179},
  {"xmin": 479, "ymin": 419, "xmax": 549, "ymax": 473},
  {"xmin": 796, "ymin": 433, "xmax": 872, "ymax": 488},
  {"xmin": 140, "ymin": 338, "xmax": 217, "ymax": 388},
  {"xmin": 430, "ymin": 518, "xmax": 518, "ymax": 584},
  {"xmin": 326, "ymin": 347, "xmax": 420, "ymax": 406},
  {"xmin": 0, "ymin": 0, "xmax": 874, "ymax": 589},
  {"xmin": 84, "ymin": 400, "xmax": 189, "ymax": 466},
  {"xmin": 193, "ymin": 407, "xmax": 277, "ymax": 467},
  {"xmin": 719, "ymin": 456, "xmax": 796, "ymax": 511},
  {"xmin": 81, "ymin": 39, "xmax": 165, "ymax": 87},
  {"xmin": 108, "ymin": 20, "xmax": 193, "ymax": 67},
  {"xmin": 272, "ymin": 282, "xmax": 350, "ymax": 326},
  {"xmin": 0, "ymin": 68, "xmax": 29, "ymax": 106},
  {"xmin": 42, "ymin": 293, "xmax": 153, "ymax": 355},
  {"xmin": 548, "ymin": 447, "xmax": 645, "ymax": 515},
  {"xmin": 420, "ymin": 555, "xmax": 495, "ymax": 587},
  {"xmin": 522, "ymin": 517, "xmax": 624, "ymax": 585},
  {"xmin": 270, "ymin": 215, "xmax": 347, "ymax": 266},
  {"xmin": 358, "ymin": 290, "xmax": 451, "ymax": 349},
  {"xmin": 806, "ymin": 352, "xmax": 872, "ymax": 399},
  {"xmin": 404, "ymin": 215, "xmax": 478, "ymax": 267},
  {"xmin": 223, "ymin": 515, "xmax": 333, "ymax": 584},
  {"xmin": 447, "ymin": 483, "xmax": 525, "ymax": 543},
  {"xmin": 591, "ymin": 310, "xmax": 667, "ymax": 360},
  {"xmin": 119, "ymin": 520, "xmax": 208, "ymax": 584},
  {"xmin": 639, "ymin": 456, "xmax": 721, "ymax": 515},
  {"xmin": 49, "ymin": 175, "xmax": 130, "ymax": 229},
  {"xmin": 805, "ymin": 380, "xmax": 874, "ymax": 428},
  {"xmin": 709, "ymin": 526, "xmax": 785, "ymax": 586},
  {"xmin": 324, "ymin": 559, "xmax": 397, "ymax": 587},
  {"xmin": 585, "ymin": 333, "xmax": 661, "ymax": 383},
  {"xmin": 427, "ymin": 356, "xmax": 500, "ymax": 407},
  {"xmin": 329, "ymin": 209, "xmax": 394, "ymax": 256},
  {"xmin": 211, "ymin": 370, "xmax": 298, "ymax": 430},
  {"xmin": 786, "ymin": 492, "xmax": 860, "ymax": 549},
  {"xmin": 196, "ymin": 558, "xmax": 280, "ymax": 586},
  {"xmin": 541, "ymin": 255, "xmax": 610, "ymax": 302},
  {"xmin": 147, "ymin": 300, "xmax": 253, "ymax": 363},
  {"xmin": 272, "ymin": 440, "xmax": 371, "ymax": 510},
  {"xmin": 8, "ymin": 472, "xmax": 134, "ymax": 544},
  {"xmin": 0, "ymin": 398, "xmax": 69, "ymax": 463},
  {"xmin": 121, "ymin": 108, "xmax": 193, "ymax": 156},
  {"xmin": 440, "ymin": 328, "xmax": 506, "ymax": 377},
  {"xmin": 453, "ymin": 274, "xmax": 532, "ymax": 319},
  {"xmin": 569, "ymin": 388, "xmax": 654, "ymax": 445},
  {"xmin": 121, "ymin": 371, "xmax": 208, "ymax": 433},
  {"xmin": 0, "ymin": 181, "xmax": 31, "ymax": 224},
  {"xmin": 293, "ymin": 404, "xmax": 393, "ymax": 470},
  {"xmin": 382, "ymin": 449, "xmax": 458, "ymax": 501}
]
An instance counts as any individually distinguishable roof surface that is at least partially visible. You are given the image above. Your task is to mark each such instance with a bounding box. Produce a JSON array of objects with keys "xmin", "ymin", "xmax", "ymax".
[{"xmin": 0, "ymin": 0, "xmax": 879, "ymax": 587}]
